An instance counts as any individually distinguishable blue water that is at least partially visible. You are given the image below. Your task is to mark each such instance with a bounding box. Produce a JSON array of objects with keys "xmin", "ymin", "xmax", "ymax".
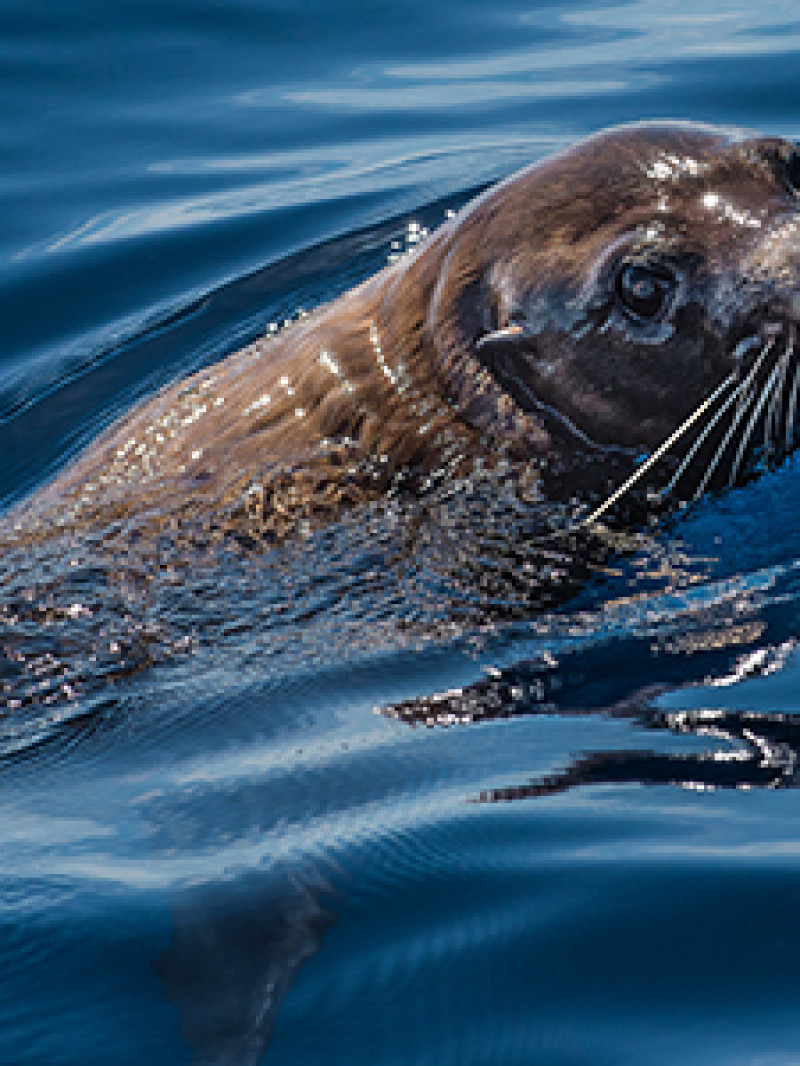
[{"xmin": 3, "ymin": 2, "xmax": 800, "ymax": 1064}]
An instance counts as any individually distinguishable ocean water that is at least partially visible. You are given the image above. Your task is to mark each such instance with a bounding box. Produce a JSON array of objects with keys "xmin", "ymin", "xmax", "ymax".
[{"xmin": 3, "ymin": 2, "xmax": 800, "ymax": 1064}]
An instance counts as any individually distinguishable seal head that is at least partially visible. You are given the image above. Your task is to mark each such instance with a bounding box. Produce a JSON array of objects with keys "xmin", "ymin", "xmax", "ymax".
[{"xmin": 422, "ymin": 123, "xmax": 800, "ymax": 511}]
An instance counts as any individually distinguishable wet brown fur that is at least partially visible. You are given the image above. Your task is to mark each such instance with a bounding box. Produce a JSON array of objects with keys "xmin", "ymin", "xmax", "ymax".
[{"xmin": 6, "ymin": 122, "xmax": 800, "ymax": 547}]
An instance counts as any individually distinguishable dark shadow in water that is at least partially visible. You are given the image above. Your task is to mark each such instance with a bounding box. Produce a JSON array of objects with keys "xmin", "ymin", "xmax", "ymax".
[{"xmin": 155, "ymin": 871, "xmax": 335, "ymax": 1066}]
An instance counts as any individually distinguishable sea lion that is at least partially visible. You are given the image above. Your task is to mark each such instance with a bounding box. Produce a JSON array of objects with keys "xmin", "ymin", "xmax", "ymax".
[
  {"xmin": 8, "ymin": 121, "xmax": 800, "ymax": 549},
  {"xmin": 3, "ymin": 122, "xmax": 800, "ymax": 723}
]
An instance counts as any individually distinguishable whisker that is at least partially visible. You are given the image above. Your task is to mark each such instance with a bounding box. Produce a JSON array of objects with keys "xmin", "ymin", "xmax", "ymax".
[
  {"xmin": 765, "ymin": 337, "xmax": 792, "ymax": 457},
  {"xmin": 728, "ymin": 353, "xmax": 786, "ymax": 486},
  {"xmin": 785, "ymin": 329, "xmax": 799, "ymax": 452},
  {"xmin": 785, "ymin": 361, "xmax": 800, "ymax": 453},
  {"xmin": 693, "ymin": 339, "xmax": 775, "ymax": 500},
  {"xmin": 730, "ymin": 335, "xmax": 763, "ymax": 423},
  {"xmin": 580, "ymin": 371, "xmax": 738, "ymax": 527},
  {"xmin": 661, "ymin": 377, "xmax": 747, "ymax": 499}
]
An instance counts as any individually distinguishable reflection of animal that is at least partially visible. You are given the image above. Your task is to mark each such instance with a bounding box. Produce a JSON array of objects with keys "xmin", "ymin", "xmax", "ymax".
[
  {"xmin": 9, "ymin": 122, "xmax": 800, "ymax": 546},
  {"xmin": 384, "ymin": 616, "xmax": 800, "ymax": 797}
]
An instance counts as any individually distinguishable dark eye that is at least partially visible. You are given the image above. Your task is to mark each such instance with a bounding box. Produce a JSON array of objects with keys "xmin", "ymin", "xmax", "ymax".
[
  {"xmin": 784, "ymin": 149, "xmax": 800, "ymax": 194},
  {"xmin": 616, "ymin": 263, "xmax": 676, "ymax": 321}
]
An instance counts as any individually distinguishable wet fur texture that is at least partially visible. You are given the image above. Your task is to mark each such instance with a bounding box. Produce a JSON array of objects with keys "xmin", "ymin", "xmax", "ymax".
[{"xmin": 6, "ymin": 121, "xmax": 800, "ymax": 547}]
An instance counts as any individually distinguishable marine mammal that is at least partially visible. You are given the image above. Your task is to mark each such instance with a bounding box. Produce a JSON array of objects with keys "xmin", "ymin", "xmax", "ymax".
[
  {"xmin": 9, "ymin": 122, "xmax": 800, "ymax": 548},
  {"xmin": 3, "ymin": 122, "xmax": 800, "ymax": 724}
]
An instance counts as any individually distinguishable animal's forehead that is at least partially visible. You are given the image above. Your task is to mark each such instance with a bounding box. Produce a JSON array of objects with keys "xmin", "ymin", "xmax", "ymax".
[
  {"xmin": 554, "ymin": 125, "xmax": 783, "ymax": 186},
  {"xmin": 542, "ymin": 127, "xmax": 797, "ymax": 240},
  {"xmin": 496, "ymin": 126, "xmax": 794, "ymax": 236},
  {"xmin": 637, "ymin": 138, "xmax": 800, "ymax": 253}
]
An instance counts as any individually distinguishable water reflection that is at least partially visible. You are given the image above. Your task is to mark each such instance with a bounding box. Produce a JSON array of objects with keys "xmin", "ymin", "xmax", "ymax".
[
  {"xmin": 281, "ymin": 76, "xmax": 652, "ymax": 110},
  {"xmin": 479, "ymin": 705, "xmax": 800, "ymax": 800},
  {"xmin": 272, "ymin": 0, "xmax": 800, "ymax": 123},
  {"xmin": 384, "ymin": 621, "xmax": 800, "ymax": 798}
]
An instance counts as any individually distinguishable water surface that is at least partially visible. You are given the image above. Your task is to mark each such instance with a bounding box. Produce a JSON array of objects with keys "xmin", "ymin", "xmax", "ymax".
[{"xmin": 3, "ymin": 1, "xmax": 800, "ymax": 1063}]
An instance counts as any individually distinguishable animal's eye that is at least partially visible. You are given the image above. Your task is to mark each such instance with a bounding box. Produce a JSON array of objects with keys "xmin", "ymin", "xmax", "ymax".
[
  {"xmin": 615, "ymin": 263, "xmax": 676, "ymax": 321},
  {"xmin": 784, "ymin": 149, "xmax": 800, "ymax": 194}
]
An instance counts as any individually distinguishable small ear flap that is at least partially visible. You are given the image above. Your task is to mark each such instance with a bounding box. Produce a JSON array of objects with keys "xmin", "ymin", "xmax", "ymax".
[
  {"xmin": 423, "ymin": 245, "xmax": 550, "ymax": 455},
  {"xmin": 427, "ymin": 253, "xmax": 532, "ymax": 388},
  {"xmin": 471, "ymin": 326, "xmax": 546, "ymax": 425},
  {"xmin": 475, "ymin": 323, "xmax": 527, "ymax": 351}
]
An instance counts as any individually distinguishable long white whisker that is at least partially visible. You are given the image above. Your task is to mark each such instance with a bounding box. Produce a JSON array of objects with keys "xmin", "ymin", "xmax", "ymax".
[
  {"xmin": 731, "ymin": 334, "xmax": 763, "ymax": 411},
  {"xmin": 729, "ymin": 355, "xmax": 786, "ymax": 486},
  {"xmin": 785, "ymin": 358, "xmax": 800, "ymax": 453},
  {"xmin": 731, "ymin": 336, "xmax": 762, "ymax": 423},
  {"xmin": 765, "ymin": 338, "xmax": 792, "ymax": 456},
  {"xmin": 784, "ymin": 328, "xmax": 798, "ymax": 452},
  {"xmin": 661, "ymin": 377, "xmax": 746, "ymax": 498},
  {"xmin": 580, "ymin": 372, "xmax": 738, "ymax": 527},
  {"xmin": 693, "ymin": 339, "xmax": 774, "ymax": 499}
]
